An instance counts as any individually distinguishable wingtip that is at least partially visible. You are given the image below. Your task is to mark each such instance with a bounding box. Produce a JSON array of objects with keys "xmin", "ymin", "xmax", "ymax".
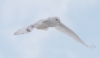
[
  {"xmin": 13, "ymin": 33, "xmax": 15, "ymax": 35},
  {"xmin": 88, "ymin": 45, "xmax": 96, "ymax": 49},
  {"xmin": 13, "ymin": 33, "xmax": 16, "ymax": 35},
  {"xmin": 92, "ymin": 45, "xmax": 96, "ymax": 49},
  {"xmin": 13, "ymin": 33, "xmax": 18, "ymax": 35}
]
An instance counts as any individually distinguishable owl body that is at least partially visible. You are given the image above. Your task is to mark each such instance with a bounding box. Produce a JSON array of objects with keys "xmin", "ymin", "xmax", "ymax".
[{"xmin": 35, "ymin": 17, "xmax": 60, "ymax": 30}]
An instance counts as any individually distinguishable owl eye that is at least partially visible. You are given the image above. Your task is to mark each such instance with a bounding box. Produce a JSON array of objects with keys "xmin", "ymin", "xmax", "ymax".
[
  {"xmin": 56, "ymin": 19, "xmax": 58, "ymax": 20},
  {"xmin": 55, "ymin": 18, "xmax": 60, "ymax": 22}
]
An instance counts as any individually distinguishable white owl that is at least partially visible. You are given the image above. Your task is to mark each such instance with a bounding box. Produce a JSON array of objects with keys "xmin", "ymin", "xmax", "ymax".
[{"xmin": 14, "ymin": 17, "xmax": 95, "ymax": 48}]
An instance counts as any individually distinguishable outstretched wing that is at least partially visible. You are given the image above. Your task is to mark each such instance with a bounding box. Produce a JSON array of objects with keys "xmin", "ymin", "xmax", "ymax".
[
  {"xmin": 55, "ymin": 22, "xmax": 95, "ymax": 48},
  {"xmin": 13, "ymin": 19, "xmax": 47, "ymax": 35},
  {"xmin": 13, "ymin": 24, "xmax": 34, "ymax": 35}
]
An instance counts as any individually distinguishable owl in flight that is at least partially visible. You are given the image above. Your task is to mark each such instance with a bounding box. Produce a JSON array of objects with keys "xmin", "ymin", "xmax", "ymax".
[{"xmin": 14, "ymin": 17, "xmax": 95, "ymax": 48}]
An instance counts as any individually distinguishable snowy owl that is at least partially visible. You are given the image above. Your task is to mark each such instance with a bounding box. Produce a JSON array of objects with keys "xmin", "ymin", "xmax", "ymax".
[{"xmin": 13, "ymin": 17, "xmax": 95, "ymax": 48}]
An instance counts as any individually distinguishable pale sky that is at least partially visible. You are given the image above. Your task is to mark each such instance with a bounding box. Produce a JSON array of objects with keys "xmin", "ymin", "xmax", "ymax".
[{"xmin": 0, "ymin": 0, "xmax": 100, "ymax": 58}]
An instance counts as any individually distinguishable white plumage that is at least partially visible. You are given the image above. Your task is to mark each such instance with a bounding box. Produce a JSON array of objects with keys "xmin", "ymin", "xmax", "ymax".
[{"xmin": 14, "ymin": 17, "xmax": 95, "ymax": 48}]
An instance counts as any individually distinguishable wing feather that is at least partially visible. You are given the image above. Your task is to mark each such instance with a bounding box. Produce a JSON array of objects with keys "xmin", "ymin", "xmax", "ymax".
[
  {"xmin": 55, "ymin": 23, "xmax": 95, "ymax": 48},
  {"xmin": 13, "ymin": 19, "xmax": 46, "ymax": 35},
  {"xmin": 13, "ymin": 24, "xmax": 34, "ymax": 35}
]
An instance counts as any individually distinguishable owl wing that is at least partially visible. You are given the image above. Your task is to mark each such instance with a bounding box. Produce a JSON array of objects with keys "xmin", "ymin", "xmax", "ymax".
[
  {"xmin": 13, "ymin": 24, "xmax": 35, "ymax": 35},
  {"xmin": 55, "ymin": 22, "xmax": 95, "ymax": 48},
  {"xmin": 13, "ymin": 19, "xmax": 47, "ymax": 35}
]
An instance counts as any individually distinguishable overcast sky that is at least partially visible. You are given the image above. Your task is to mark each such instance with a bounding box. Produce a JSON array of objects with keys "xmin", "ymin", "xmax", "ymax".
[{"xmin": 0, "ymin": 0, "xmax": 100, "ymax": 58}]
